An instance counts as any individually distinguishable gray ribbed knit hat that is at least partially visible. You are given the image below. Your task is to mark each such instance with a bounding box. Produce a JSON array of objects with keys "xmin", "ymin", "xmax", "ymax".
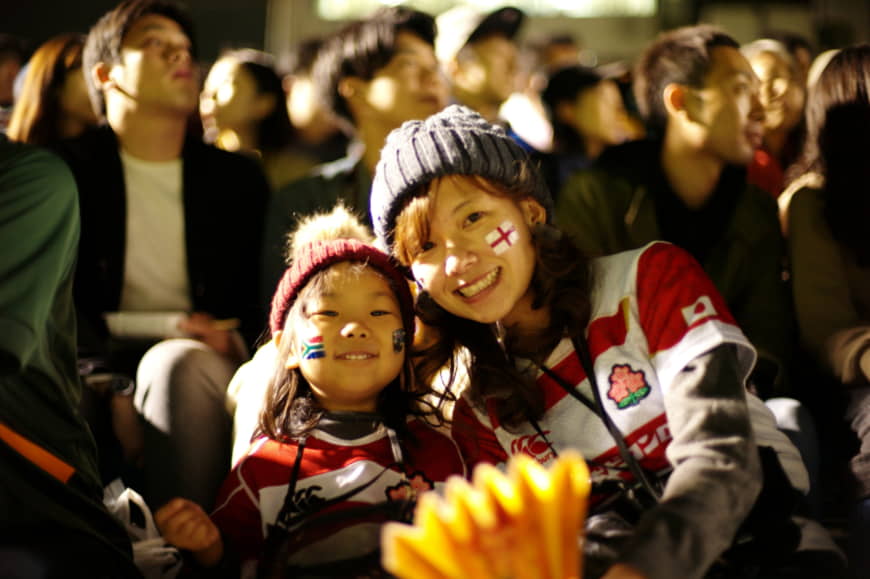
[{"xmin": 370, "ymin": 104, "xmax": 552, "ymax": 251}]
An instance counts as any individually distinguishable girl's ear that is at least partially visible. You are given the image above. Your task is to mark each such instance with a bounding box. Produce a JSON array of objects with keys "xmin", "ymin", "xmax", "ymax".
[
  {"xmin": 274, "ymin": 330, "xmax": 300, "ymax": 369},
  {"xmin": 520, "ymin": 197, "xmax": 547, "ymax": 227}
]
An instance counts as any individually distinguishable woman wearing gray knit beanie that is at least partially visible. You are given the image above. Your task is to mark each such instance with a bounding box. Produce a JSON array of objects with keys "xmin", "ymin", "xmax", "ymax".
[{"xmin": 370, "ymin": 105, "xmax": 829, "ymax": 579}]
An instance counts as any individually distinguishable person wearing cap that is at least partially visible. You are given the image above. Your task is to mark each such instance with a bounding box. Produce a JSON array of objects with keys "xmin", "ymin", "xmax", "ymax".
[
  {"xmin": 436, "ymin": 5, "xmax": 524, "ymax": 123},
  {"xmin": 368, "ymin": 104, "xmax": 848, "ymax": 578},
  {"xmin": 262, "ymin": 5, "xmax": 448, "ymax": 310}
]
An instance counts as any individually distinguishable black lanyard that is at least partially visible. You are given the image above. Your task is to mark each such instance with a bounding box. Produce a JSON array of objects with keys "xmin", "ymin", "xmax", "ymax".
[{"xmin": 527, "ymin": 333, "xmax": 662, "ymax": 503}]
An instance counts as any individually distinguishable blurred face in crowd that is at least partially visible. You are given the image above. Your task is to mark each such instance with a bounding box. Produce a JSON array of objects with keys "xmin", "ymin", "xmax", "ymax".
[
  {"xmin": 559, "ymin": 79, "xmax": 630, "ymax": 157},
  {"xmin": 350, "ymin": 31, "xmax": 448, "ymax": 131},
  {"xmin": 747, "ymin": 50, "xmax": 805, "ymax": 137},
  {"xmin": 460, "ymin": 35, "xmax": 518, "ymax": 106},
  {"xmin": 200, "ymin": 56, "xmax": 272, "ymax": 145},
  {"xmin": 104, "ymin": 14, "xmax": 198, "ymax": 116},
  {"xmin": 681, "ymin": 45, "xmax": 764, "ymax": 165}
]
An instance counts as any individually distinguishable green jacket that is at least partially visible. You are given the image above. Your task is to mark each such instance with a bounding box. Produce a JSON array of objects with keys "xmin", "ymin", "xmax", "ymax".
[{"xmin": 556, "ymin": 141, "xmax": 794, "ymax": 397}]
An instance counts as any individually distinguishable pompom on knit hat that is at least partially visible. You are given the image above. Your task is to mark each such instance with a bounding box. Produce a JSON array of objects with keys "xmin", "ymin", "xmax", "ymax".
[
  {"xmin": 268, "ymin": 238, "xmax": 415, "ymax": 345},
  {"xmin": 370, "ymin": 104, "xmax": 553, "ymax": 252}
]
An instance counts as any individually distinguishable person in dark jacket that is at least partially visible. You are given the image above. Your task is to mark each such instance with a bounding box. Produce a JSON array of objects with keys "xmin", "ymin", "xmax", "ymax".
[{"xmin": 55, "ymin": 0, "xmax": 269, "ymax": 511}]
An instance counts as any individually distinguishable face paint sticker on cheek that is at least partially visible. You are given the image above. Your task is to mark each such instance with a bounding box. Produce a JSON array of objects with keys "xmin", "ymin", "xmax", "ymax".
[
  {"xmin": 301, "ymin": 336, "xmax": 326, "ymax": 360},
  {"xmin": 392, "ymin": 329, "xmax": 405, "ymax": 353},
  {"xmin": 485, "ymin": 220, "xmax": 519, "ymax": 255}
]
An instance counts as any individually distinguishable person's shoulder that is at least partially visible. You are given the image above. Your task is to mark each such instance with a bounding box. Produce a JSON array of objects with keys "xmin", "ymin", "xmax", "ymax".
[
  {"xmin": 560, "ymin": 140, "xmax": 652, "ymax": 196},
  {"xmin": 592, "ymin": 241, "xmax": 695, "ymax": 285},
  {"xmin": 0, "ymin": 140, "xmax": 76, "ymax": 201},
  {"xmin": 52, "ymin": 125, "xmax": 116, "ymax": 165}
]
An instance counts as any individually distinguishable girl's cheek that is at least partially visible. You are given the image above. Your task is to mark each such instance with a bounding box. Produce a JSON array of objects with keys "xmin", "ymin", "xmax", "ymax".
[{"xmin": 484, "ymin": 220, "xmax": 519, "ymax": 255}]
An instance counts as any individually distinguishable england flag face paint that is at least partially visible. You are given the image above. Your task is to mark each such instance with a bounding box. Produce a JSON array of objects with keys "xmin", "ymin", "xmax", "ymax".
[
  {"xmin": 301, "ymin": 336, "xmax": 326, "ymax": 360},
  {"xmin": 485, "ymin": 220, "xmax": 519, "ymax": 255}
]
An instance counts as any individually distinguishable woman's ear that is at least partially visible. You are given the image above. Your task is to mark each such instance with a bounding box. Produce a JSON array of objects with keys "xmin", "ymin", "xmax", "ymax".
[
  {"xmin": 274, "ymin": 330, "xmax": 300, "ymax": 369},
  {"xmin": 520, "ymin": 197, "xmax": 547, "ymax": 227}
]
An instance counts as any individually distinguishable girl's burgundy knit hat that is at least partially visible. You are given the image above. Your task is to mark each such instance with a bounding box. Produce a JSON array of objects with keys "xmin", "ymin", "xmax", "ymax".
[{"xmin": 268, "ymin": 238, "xmax": 415, "ymax": 342}]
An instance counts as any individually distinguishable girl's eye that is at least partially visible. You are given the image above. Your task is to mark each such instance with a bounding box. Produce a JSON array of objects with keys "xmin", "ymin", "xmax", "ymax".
[
  {"xmin": 419, "ymin": 240, "xmax": 435, "ymax": 253},
  {"xmin": 311, "ymin": 310, "xmax": 338, "ymax": 318},
  {"xmin": 371, "ymin": 310, "xmax": 391, "ymax": 317}
]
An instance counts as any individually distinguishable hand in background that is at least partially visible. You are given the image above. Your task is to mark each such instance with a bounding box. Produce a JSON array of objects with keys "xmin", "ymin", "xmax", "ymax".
[
  {"xmin": 179, "ymin": 312, "xmax": 247, "ymax": 362},
  {"xmin": 155, "ymin": 497, "xmax": 224, "ymax": 567}
]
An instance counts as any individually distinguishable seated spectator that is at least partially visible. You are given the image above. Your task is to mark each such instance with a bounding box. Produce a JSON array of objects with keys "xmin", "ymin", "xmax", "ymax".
[
  {"xmin": 200, "ymin": 48, "xmax": 306, "ymax": 190},
  {"xmin": 742, "ymin": 39, "xmax": 806, "ymax": 197},
  {"xmin": 262, "ymin": 6, "xmax": 447, "ymax": 308},
  {"xmin": 156, "ymin": 213, "xmax": 463, "ymax": 576},
  {"xmin": 540, "ymin": 65, "xmax": 635, "ymax": 197},
  {"xmin": 0, "ymin": 136, "xmax": 138, "ymax": 577},
  {"xmin": 436, "ymin": 5, "xmax": 524, "ymax": 123},
  {"xmin": 7, "ymin": 34, "xmax": 97, "ymax": 146},
  {"xmin": 55, "ymin": 0, "xmax": 269, "ymax": 511},
  {"xmin": 781, "ymin": 44, "xmax": 870, "ymax": 578},
  {"xmin": 278, "ymin": 36, "xmax": 349, "ymax": 168}
]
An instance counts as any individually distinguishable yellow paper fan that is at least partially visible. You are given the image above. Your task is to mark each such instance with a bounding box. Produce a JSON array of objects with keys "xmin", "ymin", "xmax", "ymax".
[{"xmin": 382, "ymin": 452, "xmax": 590, "ymax": 579}]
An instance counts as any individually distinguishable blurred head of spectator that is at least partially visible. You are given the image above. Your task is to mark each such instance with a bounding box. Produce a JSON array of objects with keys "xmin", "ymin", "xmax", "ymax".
[
  {"xmin": 436, "ymin": 6, "xmax": 524, "ymax": 121},
  {"xmin": 83, "ymin": 0, "xmax": 197, "ymax": 125},
  {"xmin": 314, "ymin": 6, "xmax": 447, "ymax": 138},
  {"xmin": 0, "ymin": 34, "xmax": 26, "ymax": 107},
  {"xmin": 8, "ymin": 34, "xmax": 98, "ymax": 145},
  {"xmin": 543, "ymin": 65, "xmax": 632, "ymax": 160},
  {"xmin": 280, "ymin": 37, "xmax": 344, "ymax": 147},
  {"xmin": 742, "ymin": 39, "xmax": 805, "ymax": 159},
  {"xmin": 200, "ymin": 48, "xmax": 292, "ymax": 155},
  {"xmin": 634, "ymin": 24, "xmax": 763, "ymax": 166}
]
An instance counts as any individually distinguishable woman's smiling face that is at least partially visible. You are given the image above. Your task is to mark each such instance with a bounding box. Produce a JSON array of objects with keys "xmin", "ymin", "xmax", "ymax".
[{"xmin": 400, "ymin": 174, "xmax": 545, "ymax": 327}]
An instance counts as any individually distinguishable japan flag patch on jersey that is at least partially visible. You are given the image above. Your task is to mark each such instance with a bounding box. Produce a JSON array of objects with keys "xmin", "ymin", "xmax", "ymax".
[{"xmin": 681, "ymin": 295, "xmax": 716, "ymax": 327}]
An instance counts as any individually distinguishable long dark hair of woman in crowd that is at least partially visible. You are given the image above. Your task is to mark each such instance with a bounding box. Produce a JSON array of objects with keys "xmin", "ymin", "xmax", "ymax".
[
  {"xmin": 7, "ymin": 33, "xmax": 97, "ymax": 146},
  {"xmin": 790, "ymin": 44, "xmax": 870, "ymax": 265}
]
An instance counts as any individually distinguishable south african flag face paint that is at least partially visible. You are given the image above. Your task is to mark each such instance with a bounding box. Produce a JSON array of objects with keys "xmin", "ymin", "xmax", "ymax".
[{"xmin": 301, "ymin": 336, "xmax": 326, "ymax": 360}]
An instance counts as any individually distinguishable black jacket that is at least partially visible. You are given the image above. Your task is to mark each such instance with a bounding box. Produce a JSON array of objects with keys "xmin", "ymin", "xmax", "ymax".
[{"xmin": 55, "ymin": 126, "xmax": 270, "ymax": 363}]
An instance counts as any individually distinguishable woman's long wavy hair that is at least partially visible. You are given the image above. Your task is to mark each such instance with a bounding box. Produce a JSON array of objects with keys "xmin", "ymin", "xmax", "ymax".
[
  {"xmin": 789, "ymin": 44, "xmax": 870, "ymax": 265},
  {"xmin": 257, "ymin": 263, "xmax": 444, "ymax": 445},
  {"xmin": 393, "ymin": 163, "xmax": 592, "ymax": 429},
  {"xmin": 7, "ymin": 34, "xmax": 89, "ymax": 146}
]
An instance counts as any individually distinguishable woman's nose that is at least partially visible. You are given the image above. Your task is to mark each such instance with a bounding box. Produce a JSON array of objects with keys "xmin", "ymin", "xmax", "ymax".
[{"xmin": 444, "ymin": 247, "xmax": 476, "ymax": 276}]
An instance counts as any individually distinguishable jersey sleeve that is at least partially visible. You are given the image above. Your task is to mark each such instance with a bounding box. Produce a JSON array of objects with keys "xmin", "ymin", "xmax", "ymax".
[
  {"xmin": 211, "ymin": 455, "xmax": 269, "ymax": 565},
  {"xmin": 634, "ymin": 242, "xmax": 756, "ymax": 391},
  {"xmin": 450, "ymin": 396, "xmax": 508, "ymax": 469}
]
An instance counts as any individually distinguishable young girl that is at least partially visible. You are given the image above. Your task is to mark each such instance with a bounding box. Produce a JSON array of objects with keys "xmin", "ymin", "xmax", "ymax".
[
  {"xmin": 155, "ymin": 231, "xmax": 465, "ymax": 576},
  {"xmin": 369, "ymin": 105, "xmax": 835, "ymax": 579}
]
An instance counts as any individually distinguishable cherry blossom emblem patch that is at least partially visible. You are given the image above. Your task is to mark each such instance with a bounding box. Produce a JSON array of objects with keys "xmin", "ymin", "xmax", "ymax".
[
  {"xmin": 485, "ymin": 220, "xmax": 519, "ymax": 255},
  {"xmin": 607, "ymin": 364, "xmax": 651, "ymax": 409}
]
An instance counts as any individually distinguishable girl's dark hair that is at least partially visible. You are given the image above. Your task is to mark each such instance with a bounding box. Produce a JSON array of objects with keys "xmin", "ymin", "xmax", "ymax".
[
  {"xmin": 257, "ymin": 263, "xmax": 445, "ymax": 443},
  {"xmin": 219, "ymin": 48, "xmax": 294, "ymax": 152},
  {"xmin": 541, "ymin": 65, "xmax": 604, "ymax": 154},
  {"xmin": 7, "ymin": 34, "xmax": 87, "ymax": 146},
  {"xmin": 789, "ymin": 44, "xmax": 870, "ymax": 264},
  {"xmin": 393, "ymin": 164, "xmax": 592, "ymax": 429}
]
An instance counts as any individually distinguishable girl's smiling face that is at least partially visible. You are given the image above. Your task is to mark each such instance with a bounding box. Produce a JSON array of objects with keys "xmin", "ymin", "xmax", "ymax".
[
  {"xmin": 280, "ymin": 263, "xmax": 406, "ymax": 412},
  {"xmin": 399, "ymin": 175, "xmax": 546, "ymax": 329}
]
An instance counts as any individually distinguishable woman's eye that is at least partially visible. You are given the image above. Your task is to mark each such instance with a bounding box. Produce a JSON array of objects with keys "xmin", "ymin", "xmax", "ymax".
[
  {"xmin": 464, "ymin": 211, "xmax": 483, "ymax": 226},
  {"xmin": 371, "ymin": 310, "xmax": 392, "ymax": 317},
  {"xmin": 420, "ymin": 240, "xmax": 435, "ymax": 253}
]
